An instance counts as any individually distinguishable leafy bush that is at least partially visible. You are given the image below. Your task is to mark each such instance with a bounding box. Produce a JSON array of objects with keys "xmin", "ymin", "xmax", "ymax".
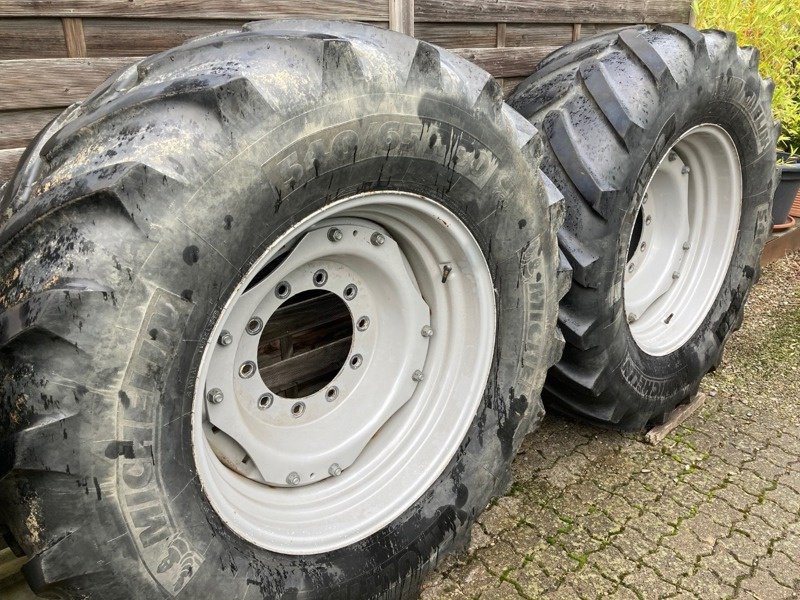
[{"xmin": 694, "ymin": 0, "xmax": 800, "ymax": 153}]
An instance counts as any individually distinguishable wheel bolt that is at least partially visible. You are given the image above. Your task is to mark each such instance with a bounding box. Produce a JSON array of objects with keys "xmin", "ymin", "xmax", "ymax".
[
  {"xmin": 329, "ymin": 463, "xmax": 342, "ymax": 477},
  {"xmin": 412, "ymin": 370, "xmax": 424, "ymax": 382},
  {"xmin": 683, "ymin": 241, "xmax": 691, "ymax": 250},
  {"xmin": 421, "ymin": 325, "xmax": 434, "ymax": 338},
  {"xmin": 258, "ymin": 393, "xmax": 273, "ymax": 410},
  {"xmin": 328, "ymin": 227, "xmax": 343, "ymax": 242},
  {"xmin": 668, "ymin": 152, "xmax": 677, "ymax": 162},
  {"xmin": 645, "ymin": 216, "xmax": 652, "ymax": 226},
  {"xmin": 682, "ymin": 166, "xmax": 690, "ymax": 175},
  {"xmin": 628, "ymin": 313, "xmax": 638, "ymax": 323},
  {"xmin": 246, "ymin": 317, "xmax": 263, "ymax": 336},
  {"xmin": 286, "ymin": 472, "xmax": 301, "ymax": 486},
  {"xmin": 218, "ymin": 331, "xmax": 233, "ymax": 346},
  {"xmin": 207, "ymin": 388, "xmax": 224, "ymax": 404},
  {"xmin": 628, "ymin": 263, "xmax": 635, "ymax": 273},
  {"xmin": 640, "ymin": 242, "xmax": 647, "ymax": 252},
  {"xmin": 672, "ymin": 271, "xmax": 681, "ymax": 280},
  {"xmin": 370, "ymin": 232, "xmax": 386, "ymax": 246},
  {"xmin": 642, "ymin": 193, "xmax": 648, "ymax": 204}
]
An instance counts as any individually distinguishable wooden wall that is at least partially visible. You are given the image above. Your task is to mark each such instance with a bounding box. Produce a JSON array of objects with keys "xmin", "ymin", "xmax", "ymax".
[{"xmin": 0, "ymin": 0, "xmax": 692, "ymax": 181}]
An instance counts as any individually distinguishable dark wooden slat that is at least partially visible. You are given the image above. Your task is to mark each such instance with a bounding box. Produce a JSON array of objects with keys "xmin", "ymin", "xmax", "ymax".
[
  {"xmin": 0, "ymin": 18, "xmax": 67, "ymax": 58},
  {"xmin": 501, "ymin": 75, "xmax": 526, "ymax": 97},
  {"xmin": 505, "ymin": 24, "xmax": 572, "ymax": 47},
  {"xmin": 416, "ymin": 0, "xmax": 691, "ymax": 24},
  {"xmin": 0, "ymin": 1, "xmax": 389, "ymax": 20},
  {"xmin": 83, "ymin": 18, "xmax": 245, "ymax": 57},
  {"xmin": 0, "ymin": 108, "xmax": 61, "ymax": 150},
  {"xmin": 452, "ymin": 46, "xmax": 560, "ymax": 78},
  {"xmin": 415, "ymin": 23, "xmax": 496, "ymax": 48},
  {"xmin": 260, "ymin": 337, "xmax": 351, "ymax": 392},
  {"xmin": 579, "ymin": 23, "xmax": 630, "ymax": 39},
  {"xmin": 0, "ymin": 148, "xmax": 23, "ymax": 182},
  {"xmin": 0, "ymin": 57, "xmax": 140, "ymax": 110}
]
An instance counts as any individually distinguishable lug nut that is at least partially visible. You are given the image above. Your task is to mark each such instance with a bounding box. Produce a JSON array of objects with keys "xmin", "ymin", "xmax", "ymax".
[
  {"xmin": 682, "ymin": 166, "xmax": 690, "ymax": 175},
  {"xmin": 258, "ymin": 393, "xmax": 273, "ymax": 410},
  {"xmin": 329, "ymin": 463, "xmax": 342, "ymax": 477},
  {"xmin": 645, "ymin": 216, "xmax": 652, "ymax": 226},
  {"xmin": 672, "ymin": 271, "xmax": 681, "ymax": 280},
  {"xmin": 218, "ymin": 331, "xmax": 233, "ymax": 346},
  {"xmin": 328, "ymin": 227, "xmax": 344, "ymax": 242},
  {"xmin": 246, "ymin": 317, "xmax": 263, "ymax": 336},
  {"xmin": 640, "ymin": 242, "xmax": 647, "ymax": 252},
  {"xmin": 683, "ymin": 241, "xmax": 691, "ymax": 250},
  {"xmin": 668, "ymin": 152, "xmax": 677, "ymax": 162},
  {"xmin": 628, "ymin": 263, "xmax": 635, "ymax": 273},
  {"xmin": 286, "ymin": 472, "xmax": 301, "ymax": 486},
  {"xmin": 627, "ymin": 313, "xmax": 638, "ymax": 324},
  {"xmin": 207, "ymin": 388, "xmax": 224, "ymax": 404},
  {"xmin": 412, "ymin": 370, "xmax": 424, "ymax": 382},
  {"xmin": 642, "ymin": 193, "xmax": 648, "ymax": 204},
  {"xmin": 421, "ymin": 325, "xmax": 434, "ymax": 338},
  {"xmin": 370, "ymin": 232, "xmax": 386, "ymax": 246}
]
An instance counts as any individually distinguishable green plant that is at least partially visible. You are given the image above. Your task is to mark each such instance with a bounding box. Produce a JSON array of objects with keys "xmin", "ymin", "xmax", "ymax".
[{"xmin": 694, "ymin": 0, "xmax": 800, "ymax": 154}]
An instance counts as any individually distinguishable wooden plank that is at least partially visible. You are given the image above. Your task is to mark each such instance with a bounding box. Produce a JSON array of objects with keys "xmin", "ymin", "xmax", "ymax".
[
  {"xmin": 451, "ymin": 46, "xmax": 560, "ymax": 78},
  {"xmin": 505, "ymin": 24, "xmax": 572, "ymax": 47},
  {"xmin": 0, "ymin": 57, "xmax": 139, "ymax": 110},
  {"xmin": 644, "ymin": 393, "xmax": 707, "ymax": 445},
  {"xmin": 0, "ymin": 18, "xmax": 67, "ymax": 58},
  {"xmin": 762, "ymin": 223, "xmax": 800, "ymax": 266},
  {"xmin": 0, "ymin": 108, "xmax": 61, "ymax": 150},
  {"xmin": 415, "ymin": 23, "xmax": 496, "ymax": 48},
  {"xmin": 62, "ymin": 17, "xmax": 87, "ymax": 57},
  {"xmin": 415, "ymin": 0, "xmax": 692, "ymax": 24},
  {"xmin": 572, "ymin": 23, "xmax": 582, "ymax": 42},
  {"xmin": 0, "ymin": 148, "xmax": 24, "ymax": 182},
  {"xmin": 501, "ymin": 76, "xmax": 526, "ymax": 97},
  {"xmin": 83, "ymin": 18, "xmax": 245, "ymax": 57},
  {"xmin": 0, "ymin": 1, "xmax": 389, "ymax": 20},
  {"xmin": 579, "ymin": 23, "xmax": 629, "ymax": 38},
  {"xmin": 496, "ymin": 23, "xmax": 506, "ymax": 47},
  {"xmin": 389, "ymin": 0, "xmax": 413, "ymax": 36}
]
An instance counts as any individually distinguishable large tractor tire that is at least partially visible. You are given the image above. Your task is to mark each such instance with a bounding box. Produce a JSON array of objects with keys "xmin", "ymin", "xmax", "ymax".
[
  {"xmin": 508, "ymin": 25, "xmax": 778, "ymax": 429},
  {"xmin": 0, "ymin": 20, "xmax": 566, "ymax": 600}
]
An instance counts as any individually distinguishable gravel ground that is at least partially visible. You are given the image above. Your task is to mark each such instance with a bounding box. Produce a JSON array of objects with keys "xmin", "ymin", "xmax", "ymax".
[{"xmin": 422, "ymin": 252, "xmax": 800, "ymax": 600}]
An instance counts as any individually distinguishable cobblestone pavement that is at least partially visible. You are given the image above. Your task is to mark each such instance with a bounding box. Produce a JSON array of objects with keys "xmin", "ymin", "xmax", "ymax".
[{"xmin": 423, "ymin": 253, "xmax": 800, "ymax": 600}]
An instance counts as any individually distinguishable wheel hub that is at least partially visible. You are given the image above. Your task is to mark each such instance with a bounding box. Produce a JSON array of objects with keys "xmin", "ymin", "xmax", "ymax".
[{"xmin": 204, "ymin": 219, "xmax": 431, "ymax": 487}]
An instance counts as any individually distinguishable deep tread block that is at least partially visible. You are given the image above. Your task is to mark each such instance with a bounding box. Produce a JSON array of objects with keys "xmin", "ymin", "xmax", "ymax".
[
  {"xmin": 407, "ymin": 41, "xmax": 442, "ymax": 88},
  {"xmin": 617, "ymin": 29, "xmax": 677, "ymax": 88},
  {"xmin": 579, "ymin": 59, "xmax": 643, "ymax": 150}
]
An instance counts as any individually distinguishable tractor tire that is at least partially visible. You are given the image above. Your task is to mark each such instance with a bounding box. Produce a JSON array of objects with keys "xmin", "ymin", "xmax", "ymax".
[
  {"xmin": 508, "ymin": 25, "xmax": 778, "ymax": 430},
  {"xmin": 0, "ymin": 21, "xmax": 566, "ymax": 600}
]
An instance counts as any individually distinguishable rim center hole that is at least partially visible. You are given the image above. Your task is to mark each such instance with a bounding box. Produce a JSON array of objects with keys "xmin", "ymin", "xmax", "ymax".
[
  {"xmin": 258, "ymin": 289, "xmax": 353, "ymax": 399},
  {"xmin": 627, "ymin": 207, "xmax": 645, "ymax": 263}
]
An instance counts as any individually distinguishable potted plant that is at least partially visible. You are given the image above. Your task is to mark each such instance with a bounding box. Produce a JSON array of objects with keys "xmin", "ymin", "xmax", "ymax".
[{"xmin": 774, "ymin": 152, "xmax": 800, "ymax": 230}]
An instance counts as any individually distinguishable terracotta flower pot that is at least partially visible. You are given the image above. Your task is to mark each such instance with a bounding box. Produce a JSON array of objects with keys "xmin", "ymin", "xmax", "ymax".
[{"xmin": 790, "ymin": 189, "xmax": 800, "ymax": 219}]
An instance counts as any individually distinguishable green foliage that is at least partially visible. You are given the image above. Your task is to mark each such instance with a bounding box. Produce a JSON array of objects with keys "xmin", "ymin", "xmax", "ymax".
[{"xmin": 694, "ymin": 0, "xmax": 800, "ymax": 153}]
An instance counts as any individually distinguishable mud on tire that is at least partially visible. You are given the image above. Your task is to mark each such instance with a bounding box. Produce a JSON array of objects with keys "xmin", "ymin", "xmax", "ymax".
[
  {"xmin": 0, "ymin": 21, "xmax": 566, "ymax": 599},
  {"xmin": 508, "ymin": 25, "xmax": 777, "ymax": 430}
]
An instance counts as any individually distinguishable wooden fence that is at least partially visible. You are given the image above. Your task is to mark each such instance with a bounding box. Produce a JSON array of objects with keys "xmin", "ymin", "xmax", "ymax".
[{"xmin": 0, "ymin": 0, "xmax": 693, "ymax": 180}]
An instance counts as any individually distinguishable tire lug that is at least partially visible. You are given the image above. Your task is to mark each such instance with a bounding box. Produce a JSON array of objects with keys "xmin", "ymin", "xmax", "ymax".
[
  {"xmin": 207, "ymin": 388, "xmax": 224, "ymax": 404},
  {"xmin": 286, "ymin": 472, "xmax": 301, "ymax": 486},
  {"xmin": 370, "ymin": 232, "xmax": 385, "ymax": 246},
  {"xmin": 327, "ymin": 227, "xmax": 344, "ymax": 242},
  {"xmin": 412, "ymin": 370, "xmax": 424, "ymax": 382},
  {"xmin": 218, "ymin": 330, "xmax": 233, "ymax": 346},
  {"xmin": 329, "ymin": 463, "xmax": 342, "ymax": 477},
  {"xmin": 421, "ymin": 325, "xmax": 434, "ymax": 338}
]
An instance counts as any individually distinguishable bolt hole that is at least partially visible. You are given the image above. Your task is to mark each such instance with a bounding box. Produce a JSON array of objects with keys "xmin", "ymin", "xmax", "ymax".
[
  {"xmin": 356, "ymin": 316, "xmax": 369, "ymax": 331},
  {"xmin": 343, "ymin": 284, "xmax": 358, "ymax": 301},
  {"xmin": 350, "ymin": 354, "xmax": 363, "ymax": 369},
  {"xmin": 326, "ymin": 386, "xmax": 339, "ymax": 401},
  {"xmin": 239, "ymin": 361, "xmax": 256, "ymax": 379},
  {"xmin": 313, "ymin": 269, "xmax": 328, "ymax": 287},
  {"xmin": 258, "ymin": 393, "xmax": 273, "ymax": 410},
  {"xmin": 275, "ymin": 281, "xmax": 291, "ymax": 299},
  {"xmin": 246, "ymin": 317, "xmax": 263, "ymax": 335},
  {"xmin": 291, "ymin": 402, "xmax": 306, "ymax": 418}
]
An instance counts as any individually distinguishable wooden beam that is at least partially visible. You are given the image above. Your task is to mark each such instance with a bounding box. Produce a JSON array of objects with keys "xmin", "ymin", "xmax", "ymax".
[
  {"xmin": 388, "ymin": 0, "xmax": 413, "ymax": 36},
  {"xmin": 62, "ymin": 17, "xmax": 86, "ymax": 57},
  {"xmin": 762, "ymin": 223, "xmax": 800, "ymax": 266},
  {"xmin": 0, "ymin": 148, "xmax": 24, "ymax": 182},
  {"xmin": 416, "ymin": 0, "xmax": 692, "ymax": 24},
  {"xmin": 644, "ymin": 393, "xmax": 707, "ymax": 445},
  {"xmin": 0, "ymin": 108, "xmax": 61, "ymax": 150},
  {"xmin": 451, "ymin": 46, "xmax": 560, "ymax": 78},
  {"xmin": 0, "ymin": 0, "xmax": 389, "ymax": 20},
  {"xmin": 0, "ymin": 18, "xmax": 67, "ymax": 58},
  {"xmin": 0, "ymin": 57, "xmax": 140, "ymax": 110},
  {"xmin": 496, "ymin": 23, "xmax": 507, "ymax": 47}
]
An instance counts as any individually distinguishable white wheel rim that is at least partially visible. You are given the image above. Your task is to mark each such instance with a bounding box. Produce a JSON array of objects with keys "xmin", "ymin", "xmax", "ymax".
[
  {"xmin": 191, "ymin": 192, "xmax": 496, "ymax": 555},
  {"xmin": 625, "ymin": 124, "xmax": 742, "ymax": 356}
]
